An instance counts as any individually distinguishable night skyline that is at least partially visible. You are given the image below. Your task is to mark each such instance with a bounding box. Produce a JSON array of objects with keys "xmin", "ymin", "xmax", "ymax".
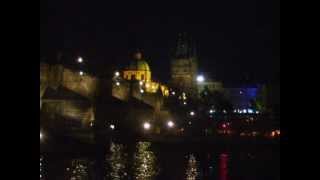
[{"xmin": 40, "ymin": 0, "xmax": 279, "ymax": 83}]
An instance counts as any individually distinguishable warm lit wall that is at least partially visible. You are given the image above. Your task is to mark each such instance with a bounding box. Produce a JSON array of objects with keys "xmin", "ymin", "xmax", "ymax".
[
  {"xmin": 123, "ymin": 70, "xmax": 151, "ymax": 82},
  {"xmin": 40, "ymin": 63, "xmax": 99, "ymax": 101},
  {"xmin": 41, "ymin": 100, "xmax": 94, "ymax": 128},
  {"xmin": 40, "ymin": 63, "xmax": 98, "ymax": 127},
  {"xmin": 62, "ymin": 68, "xmax": 98, "ymax": 101}
]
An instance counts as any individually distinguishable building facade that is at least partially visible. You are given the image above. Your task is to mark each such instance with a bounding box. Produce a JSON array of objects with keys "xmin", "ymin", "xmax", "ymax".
[{"xmin": 171, "ymin": 33, "xmax": 198, "ymax": 98}]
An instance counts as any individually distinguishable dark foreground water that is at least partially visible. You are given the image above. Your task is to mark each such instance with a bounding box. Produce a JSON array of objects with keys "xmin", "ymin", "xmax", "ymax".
[{"xmin": 41, "ymin": 141, "xmax": 280, "ymax": 180}]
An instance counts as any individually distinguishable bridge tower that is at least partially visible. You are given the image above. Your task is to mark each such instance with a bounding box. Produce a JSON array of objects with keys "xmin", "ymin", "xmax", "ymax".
[{"xmin": 171, "ymin": 32, "xmax": 199, "ymax": 98}]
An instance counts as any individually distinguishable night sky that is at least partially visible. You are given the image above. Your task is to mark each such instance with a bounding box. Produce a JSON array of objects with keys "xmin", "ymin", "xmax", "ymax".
[{"xmin": 40, "ymin": 0, "xmax": 280, "ymax": 84}]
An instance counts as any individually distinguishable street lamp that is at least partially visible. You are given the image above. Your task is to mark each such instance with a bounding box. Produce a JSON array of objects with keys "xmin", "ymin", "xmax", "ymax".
[
  {"xmin": 40, "ymin": 131, "xmax": 44, "ymax": 141},
  {"xmin": 167, "ymin": 121, "xmax": 175, "ymax": 128},
  {"xmin": 79, "ymin": 71, "xmax": 84, "ymax": 76},
  {"xmin": 197, "ymin": 75, "xmax": 205, "ymax": 83},
  {"xmin": 110, "ymin": 124, "xmax": 115, "ymax": 130},
  {"xmin": 143, "ymin": 122, "xmax": 151, "ymax": 130},
  {"xmin": 115, "ymin": 71, "xmax": 120, "ymax": 77},
  {"xmin": 190, "ymin": 111, "xmax": 195, "ymax": 117},
  {"xmin": 77, "ymin": 57, "xmax": 83, "ymax": 63}
]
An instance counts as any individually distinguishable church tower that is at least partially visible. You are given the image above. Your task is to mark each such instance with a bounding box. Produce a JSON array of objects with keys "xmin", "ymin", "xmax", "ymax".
[{"xmin": 171, "ymin": 33, "xmax": 198, "ymax": 97}]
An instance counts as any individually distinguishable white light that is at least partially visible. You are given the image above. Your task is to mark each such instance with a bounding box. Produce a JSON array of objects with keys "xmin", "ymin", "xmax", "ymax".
[
  {"xmin": 167, "ymin": 121, "xmax": 175, "ymax": 128},
  {"xmin": 77, "ymin": 57, "xmax": 83, "ymax": 63},
  {"xmin": 209, "ymin": 109, "xmax": 214, "ymax": 114},
  {"xmin": 115, "ymin": 71, "xmax": 120, "ymax": 77},
  {"xmin": 243, "ymin": 109, "xmax": 247, "ymax": 114},
  {"xmin": 79, "ymin": 71, "xmax": 84, "ymax": 76},
  {"xmin": 172, "ymin": 91, "xmax": 176, "ymax": 95},
  {"xmin": 183, "ymin": 102, "xmax": 187, "ymax": 105},
  {"xmin": 140, "ymin": 89, "xmax": 145, "ymax": 94},
  {"xmin": 190, "ymin": 111, "xmax": 195, "ymax": 116},
  {"xmin": 143, "ymin": 122, "xmax": 151, "ymax": 130},
  {"xmin": 197, "ymin": 75, "xmax": 205, "ymax": 83},
  {"xmin": 223, "ymin": 110, "xmax": 227, "ymax": 114},
  {"xmin": 116, "ymin": 82, "xmax": 121, "ymax": 86},
  {"xmin": 256, "ymin": 111, "xmax": 260, "ymax": 114},
  {"xmin": 140, "ymin": 81, "xmax": 144, "ymax": 86},
  {"xmin": 248, "ymin": 109, "xmax": 254, "ymax": 114},
  {"xmin": 40, "ymin": 132, "xmax": 43, "ymax": 140},
  {"xmin": 110, "ymin": 124, "xmax": 115, "ymax": 130}
]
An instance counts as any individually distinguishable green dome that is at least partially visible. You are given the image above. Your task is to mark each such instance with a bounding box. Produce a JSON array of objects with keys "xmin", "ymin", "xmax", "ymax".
[{"xmin": 127, "ymin": 59, "xmax": 151, "ymax": 72}]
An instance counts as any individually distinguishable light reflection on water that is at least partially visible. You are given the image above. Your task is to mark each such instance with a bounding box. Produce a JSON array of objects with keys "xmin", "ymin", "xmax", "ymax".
[{"xmin": 43, "ymin": 142, "xmax": 279, "ymax": 180}]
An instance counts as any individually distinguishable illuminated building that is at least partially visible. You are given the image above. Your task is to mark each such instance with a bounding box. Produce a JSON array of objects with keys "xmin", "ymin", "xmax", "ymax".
[
  {"xmin": 122, "ymin": 51, "xmax": 169, "ymax": 96},
  {"xmin": 171, "ymin": 33, "xmax": 198, "ymax": 98},
  {"xmin": 123, "ymin": 51, "xmax": 152, "ymax": 82}
]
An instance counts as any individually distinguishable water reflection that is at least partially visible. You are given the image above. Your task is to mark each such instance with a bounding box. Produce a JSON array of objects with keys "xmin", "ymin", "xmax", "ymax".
[
  {"xmin": 107, "ymin": 142, "xmax": 128, "ymax": 180},
  {"xmin": 186, "ymin": 154, "xmax": 199, "ymax": 180},
  {"xmin": 68, "ymin": 159, "xmax": 89, "ymax": 180},
  {"xmin": 40, "ymin": 155, "xmax": 44, "ymax": 180},
  {"xmin": 43, "ymin": 142, "xmax": 278, "ymax": 180},
  {"xmin": 133, "ymin": 142, "xmax": 158, "ymax": 180},
  {"xmin": 219, "ymin": 154, "xmax": 229, "ymax": 180}
]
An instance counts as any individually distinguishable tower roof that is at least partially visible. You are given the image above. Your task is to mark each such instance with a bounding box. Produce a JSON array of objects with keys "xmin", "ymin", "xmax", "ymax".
[
  {"xmin": 174, "ymin": 32, "xmax": 197, "ymax": 59},
  {"xmin": 126, "ymin": 51, "xmax": 151, "ymax": 72}
]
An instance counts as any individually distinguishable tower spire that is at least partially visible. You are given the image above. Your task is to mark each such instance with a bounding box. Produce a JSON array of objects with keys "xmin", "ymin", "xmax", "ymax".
[{"xmin": 175, "ymin": 32, "xmax": 197, "ymax": 59}]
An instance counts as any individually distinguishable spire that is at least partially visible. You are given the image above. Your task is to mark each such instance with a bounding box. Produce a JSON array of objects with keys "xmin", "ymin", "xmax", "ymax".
[{"xmin": 175, "ymin": 32, "xmax": 197, "ymax": 59}]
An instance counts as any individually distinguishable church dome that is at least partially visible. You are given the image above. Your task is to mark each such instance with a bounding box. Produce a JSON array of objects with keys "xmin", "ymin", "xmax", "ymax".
[
  {"xmin": 126, "ymin": 51, "xmax": 151, "ymax": 72},
  {"xmin": 127, "ymin": 59, "xmax": 151, "ymax": 72},
  {"xmin": 123, "ymin": 51, "xmax": 152, "ymax": 82}
]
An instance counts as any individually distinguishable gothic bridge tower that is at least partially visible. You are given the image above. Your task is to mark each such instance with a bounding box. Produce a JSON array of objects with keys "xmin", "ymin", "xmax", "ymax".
[{"xmin": 171, "ymin": 33, "xmax": 199, "ymax": 98}]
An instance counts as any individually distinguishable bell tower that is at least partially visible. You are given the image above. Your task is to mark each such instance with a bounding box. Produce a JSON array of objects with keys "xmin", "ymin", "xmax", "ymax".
[{"xmin": 171, "ymin": 33, "xmax": 198, "ymax": 97}]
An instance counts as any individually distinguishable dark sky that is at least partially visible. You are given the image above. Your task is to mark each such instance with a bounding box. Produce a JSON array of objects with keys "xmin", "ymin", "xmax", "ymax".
[{"xmin": 40, "ymin": 0, "xmax": 280, "ymax": 84}]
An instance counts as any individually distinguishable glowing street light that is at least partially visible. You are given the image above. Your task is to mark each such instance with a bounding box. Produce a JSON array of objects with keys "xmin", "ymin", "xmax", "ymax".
[
  {"xmin": 110, "ymin": 124, "xmax": 115, "ymax": 130},
  {"xmin": 167, "ymin": 121, "xmax": 175, "ymax": 128},
  {"xmin": 197, "ymin": 75, "xmax": 205, "ymax": 83},
  {"xmin": 79, "ymin": 71, "xmax": 84, "ymax": 76},
  {"xmin": 116, "ymin": 82, "xmax": 121, "ymax": 86},
  {"xmin": 143, "ymin": 122, "xmax": 151, "ymax": 130},
  {"xmin": 115, "ymin": 71, "xmax": 120, "ymax": 77},
  {"xmin": 140, "ymin": 89, "xmax": 145, "ymax": 94},
  {"xmin": 40, "ymin": 132, "xmax": 43, "ymax": 140},
  {"xmin": 77, "ymin": 57, "xmax": 83, "ymax": 63},
  {"xmin": 222, "ymin": 124, "xmax": 227, "ymax": 129},
  {"xmin": 190, "ymin": 111, "xmax": 195, "ymax": 116}
]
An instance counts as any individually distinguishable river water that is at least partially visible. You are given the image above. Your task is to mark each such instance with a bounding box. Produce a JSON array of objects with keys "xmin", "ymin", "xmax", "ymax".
[{"xmin": 41, "ymin": 141, "xmax": 280, "ymax": 180}]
